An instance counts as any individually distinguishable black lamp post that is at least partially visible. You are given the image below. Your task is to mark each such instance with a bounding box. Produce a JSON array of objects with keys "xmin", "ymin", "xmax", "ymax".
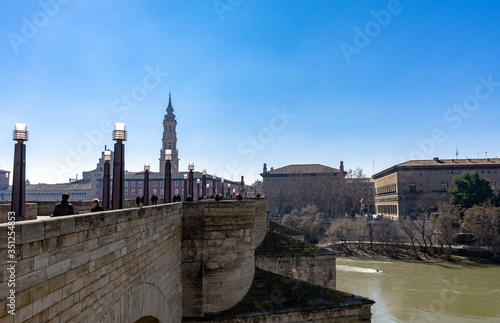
[
  {"xmin": 188, "ymin": 162, "xmax": 194, "ymax": 198},
  {"xmin": 144, "ymin": 163, "xmax": 150, "ymax": 206},
  {"xmin": 202, "ymin": 169, "xmax": 207, "ymax": 196},
  {"xmin": 197, "ymin": 179, "xmax": 200, "ymax": 199},
  {"xmin": 103, "ymin": 150, "xmax": 111, "ymax": 209},
  {"xmin": 165, "ymin": 149, "xmax": 172, "ymax": 203},
  {"xmin": 183, "ymin": 174, "xmax": 188, "ymax": 200},
  {"xmin": 111, "ymin": 123, "xmax": 126, "ymax": 210},
  {"xmin": 11, "ymin": 123, "xmax": 28, "ymax": 217},
  {"xmin": 227, "ymin": 183, "xmax": 231, "ymax": 198},
  {"xmin": 220, "ymin": 179, "xmax": 224, "ymax": 197},
  {"xmin": 212, "ymin": 174, "xmax": 217, "ymax": 194}
]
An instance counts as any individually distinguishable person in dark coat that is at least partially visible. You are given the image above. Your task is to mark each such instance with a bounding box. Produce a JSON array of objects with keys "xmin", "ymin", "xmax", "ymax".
[
  {"xmin": 52, "ymin": 193, "xmax": 75, "ymax": 217},
  {"xmin": 91, "ymin": 198, "xmax": 105, "ymax": 212},
  {"xmin": 136, "ymin": 195, "xmax": 141, "ymax": 207}
]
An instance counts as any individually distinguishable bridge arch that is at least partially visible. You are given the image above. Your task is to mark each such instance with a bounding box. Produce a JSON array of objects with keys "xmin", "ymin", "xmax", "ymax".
[{"xmin": 100, "ymin": 283, "xmax": 174, "ymax": 323}]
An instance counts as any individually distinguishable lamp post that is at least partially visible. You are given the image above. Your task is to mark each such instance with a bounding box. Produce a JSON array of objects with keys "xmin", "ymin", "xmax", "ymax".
[
  {"xmin": 206, "ymin": 183, "xmax": 210, "ymax": 195},
  {"xmin": 202, "ymin": 169, "xmax": 207, "ymax": 196},
  {"xmin": 212, "ymin": 174, "xmax": 217, "ymax": 194},
  {"xmin": 188, "ymin": 162, "xmax": 194, "ymax": 199},
  {"xmin": 165, "ymin": 149, "xmax": 172, "ymax": 203},
  {"xmin": 220, "ymin": 179, "xmax": 224, "ymax": 197},
  {"xmin": 103, "ymin": 150, "xmax": 112, "ymax": 209},
  {"xmin": 227, "ymin": 184, "xmax": 231, "ymax": 198},
  {"xmin": 111, "ymin": 123, "xmax": 126, "ymax": 210},
  {"xmin": 143, "ymin": 163, "xmax": 150, "ymax": 206},
  {"xmin": 11, "ymin": 123, "xmax": 28, "ymax": 217},
  {"xmin": 240, "ymin": 175, "xmax": 245, "ymax": 196},
  {"xmin": 197, "ymin": 179, "xmax": 200, "ymax": 200},
  {"xmin": 183, "ymin": 174, "xmax": 188, "ymax": 200}
]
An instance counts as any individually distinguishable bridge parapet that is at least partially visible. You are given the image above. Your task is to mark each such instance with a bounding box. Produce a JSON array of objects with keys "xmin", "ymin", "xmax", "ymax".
[{"xmin": 0, "ymin": 203, "xmax": 183, "ymax": 322}]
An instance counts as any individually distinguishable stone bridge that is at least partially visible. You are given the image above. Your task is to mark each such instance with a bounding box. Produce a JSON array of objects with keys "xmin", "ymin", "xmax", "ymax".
[{"xmin": 0, "ymin": 199, "xmax": 268, "ymax": 323}]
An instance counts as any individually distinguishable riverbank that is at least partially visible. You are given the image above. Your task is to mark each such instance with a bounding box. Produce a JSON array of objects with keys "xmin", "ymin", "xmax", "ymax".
[{"xmin": 322, "ymin": 241, "xmax": 500, "ymax": 264}]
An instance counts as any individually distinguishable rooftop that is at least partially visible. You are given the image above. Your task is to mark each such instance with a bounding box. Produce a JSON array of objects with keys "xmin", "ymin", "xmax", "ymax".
[
  {"xmin": 373, "ymin": 157, "xmax": 500, "ymax": 178},
  {"xmin": 263, "ymin": 164, "xmax": 341, "ymax": 176}
]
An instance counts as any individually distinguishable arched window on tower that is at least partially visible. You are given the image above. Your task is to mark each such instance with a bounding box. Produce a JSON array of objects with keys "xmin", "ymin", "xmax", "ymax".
[
  {"xmin": 169, "ymin": 126, "xmax": 171, "ymax": 133},
  {"xmin": 169, "ymin": 143, "xmax": 171, "ymax": 149}
]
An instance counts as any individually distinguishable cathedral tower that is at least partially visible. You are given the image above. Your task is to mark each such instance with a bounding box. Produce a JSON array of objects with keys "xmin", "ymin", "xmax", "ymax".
[{"xmin": 159, "ymin": 93, "xmax": 180, "ymax": 174}]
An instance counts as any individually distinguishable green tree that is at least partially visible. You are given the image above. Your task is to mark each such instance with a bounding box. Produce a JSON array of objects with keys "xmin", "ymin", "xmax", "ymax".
[{"xmin": 449, "ymin": 171, "xmax": 493, "ymax": 216}]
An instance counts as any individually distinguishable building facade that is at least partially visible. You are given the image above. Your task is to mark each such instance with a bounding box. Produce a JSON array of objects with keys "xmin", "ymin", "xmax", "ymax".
[
  {"xmin": 372, "ymin": 157, "xmax": 500, "ymax": 219},
  {"xmin": 261, "ymin": 163, "xmax": 375, "ymax": 217}
]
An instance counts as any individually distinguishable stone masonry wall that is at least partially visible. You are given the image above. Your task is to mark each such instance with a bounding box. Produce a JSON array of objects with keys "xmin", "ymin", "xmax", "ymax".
[
  {"xmin": 0, "ymin": 204, "xmax": 183, "ymax": 323},
  {"xmin": 255, "ymin": 254, "xmax": 336, "ymax": 289},
  {"xmin": 0, "ymin": 204, "xmax": 37, "ymax": 223},
  {"xmin": 253, "ymin": 198, "xmax": 268, "ymax": 249},
  {"xmin": 182, "ymin": 200, "xmax": 263, "ymax": 317}
]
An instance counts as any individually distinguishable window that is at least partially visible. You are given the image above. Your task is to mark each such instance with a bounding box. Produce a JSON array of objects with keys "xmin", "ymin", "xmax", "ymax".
[
  {"xmin": 138, "ymin": 189, "xmax": 142, "ymax": 194},
  {"xmin": 428, "ymin": 172, "xmax": 431, "ymax": 175},
  {"xmin": 434, "ymin": 172, "xmax": 437, "ymax": 175},
  {"xmin": 160, "ymin": 189, "xmax": 164, "ymax": 195},
  {"xmin": 153, "ymin": 189, "xmax": 157, "ymax": 194},
  {"xmin": 139, "ymin": 182, "xmax": 142, "ymax": 187},
  {"xmin": 125, "ymin": 182, "xmax": 129, "ymax": 187},
  {"xmin": 441, "ymin": 182, "xmax": 448, "ymax": 191},
  {"xmin": 175, "ymin": 181, "xmax": 179, "ymax": 187},
  {"xmin": 124, "ymin": 189, "xmax": 128, "ymax": 195},
  {"xmin": 175, "ymin": 189, "xmax": 179, "ymax": 195},
  {"xmin": 169, "ymin": 126, "xmax": 171, "ymax": 133},
  {"xmin": 409, "ymin": 183, "xmax": 416, "ymax": 192},
  {"xmin": 160, "ymin": 181, "xmax": 164, "ymax": 187},
  {"xmin": 153, "ymin": 181, "xmax": 157, "ymax": 187},
  {"xmin": 132, "ymin": 189, "xmax": 136, "ymax": 195},
  {"xmin": 132, "ymin": 181, "xmax": 135, "ymax": 187}
]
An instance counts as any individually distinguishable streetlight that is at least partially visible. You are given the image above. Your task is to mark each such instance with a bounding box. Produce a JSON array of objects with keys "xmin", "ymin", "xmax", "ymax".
[
  {"xmin": 183, "ymin": 174, "xmax": 188, "ymax": 200},
  {"xmin": 143, "ymin": 163, "xmax": 150, "ymax": 206},
  {"xmin": 11, "ymin": 123, "xmax": 28, "ymax": 217},
  {"xmin": 197, "ymin": 179, "xmax": 200, "ymax": 200},
  {"xmin": 213, "ymin": 174, "xmax": 217, "ymax": 194},
  {"xmin": 165, "ymin": 149, "xmax": 172, "ymax": 203},
  {"xmin": 240, "ymin": 175, "xmax": 245, "ymax": 196},
  {"xmin": 202, "ymin": 169, "xmax": 207, "ymax": 196},
  {"xmin": 188, "ymin": 162, "xmax": 194, "ymax": 199},
  {"xmin": 221, "ymin": 179, "xmax": 224, "ymax": 197},
  {"xmin": 103, "ymin": 150, "xmax": 112, "ymax": 209},
  {"xmin": 111, "ymin": 123, "xmax": 126, "ymax": 210},
  {"xmin": 227, "ymin": 183, "xmax": 231, "ymax": 198}
]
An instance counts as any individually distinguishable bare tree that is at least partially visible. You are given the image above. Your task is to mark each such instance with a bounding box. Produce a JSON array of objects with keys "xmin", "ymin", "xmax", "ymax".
[{"xmin": 464, "ymin": 204, "xmax": 500, "ymax": 257}]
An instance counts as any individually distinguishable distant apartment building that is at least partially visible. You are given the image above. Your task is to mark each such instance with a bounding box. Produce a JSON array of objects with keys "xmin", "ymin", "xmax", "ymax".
[
  {"xmin": 261, "ymin": 163, "xmax": 375, "ymax": 217},
  {"xmin": 372, "ymin": 157, "xmax": 500, "ymax": 219}
]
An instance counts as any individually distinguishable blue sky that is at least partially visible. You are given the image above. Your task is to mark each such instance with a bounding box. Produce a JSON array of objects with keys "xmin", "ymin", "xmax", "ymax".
[{"xmin": 1, "ymin": 0, "xmax": 500, "ymax": 185}]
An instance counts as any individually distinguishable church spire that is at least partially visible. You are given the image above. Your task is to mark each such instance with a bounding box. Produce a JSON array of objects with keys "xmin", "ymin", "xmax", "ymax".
[{"xmin": 166, "ymin": 91, "xmax": 174, "ymax": 115}]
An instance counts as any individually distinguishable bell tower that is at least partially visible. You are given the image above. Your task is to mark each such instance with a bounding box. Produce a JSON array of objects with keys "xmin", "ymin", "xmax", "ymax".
[{"xmin": 160, "ymin": 92, "xmax": 180, "ymax": 174}]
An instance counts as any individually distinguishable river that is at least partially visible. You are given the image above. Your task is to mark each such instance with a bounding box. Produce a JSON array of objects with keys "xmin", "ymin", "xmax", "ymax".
[{"xmin": 335, "ymin": 257, "xmax": 500, "ymax": 322}]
